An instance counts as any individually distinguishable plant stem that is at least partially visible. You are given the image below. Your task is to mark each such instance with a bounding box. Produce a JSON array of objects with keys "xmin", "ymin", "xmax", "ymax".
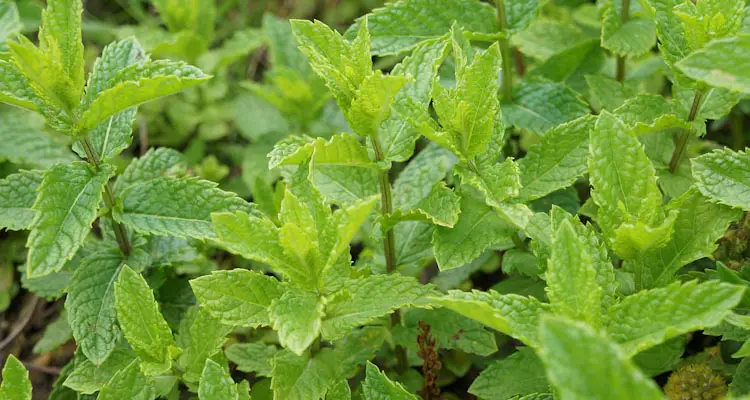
[
  {"xmin": 615, "ymin": 0, "xmax": 630, "ymax": 82},
  {"xmin": 495, "ymin": 0, "xmax": 513, "ymax": 102},
  {"xmin": 731, "ymin": 108, "xmax": 745, "ymax": 150},
  {"xmin": 668, "ymin": 91, "xmax": 704, "ymax": 173},
  {"xmin": 79, "ymin": 138, "xmax": 132, "ymax": 255}
]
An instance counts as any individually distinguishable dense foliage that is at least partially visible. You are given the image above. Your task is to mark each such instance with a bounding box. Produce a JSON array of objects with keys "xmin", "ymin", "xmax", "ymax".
[{"xmin": 1, "ymin": 0, "xmax": 750, "ymax": 399}]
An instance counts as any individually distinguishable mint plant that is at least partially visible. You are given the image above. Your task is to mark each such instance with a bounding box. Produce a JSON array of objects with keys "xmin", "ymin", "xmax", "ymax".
[{"xmin": 3, "ymin": 0, "xmax": 750, "ymax": 398}]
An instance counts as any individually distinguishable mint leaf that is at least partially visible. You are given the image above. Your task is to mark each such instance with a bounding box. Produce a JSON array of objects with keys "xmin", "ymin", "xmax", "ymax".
[
  {"xmin": 518, "ymin": 115, "xmax": 594, "ymax": 201},
  {"xmin": 198, "ymin": 359, "xmax": 238, "ymax": 400},
  {"xmin": 547, "ymin": 219, "xmax": 601, "ymax": 327},
  {"xmin": 96, "ymin": 359, "xmax": 156, "ymax": 400},
  {"xmin": 346, "ymin": 71, "xmax": 407, "ymax": 138},
  {"xmin": 433, "ymin": 191, "xmax": 515, "ymax": 270},
  {"xmin": 606, "ymin": 280, "xmax": 745, "ymax": 356},
  {"xmin": 503, "ymin": 79, "xmax": 589, "ymax": 135},
  {"xmin": 0, "ymin": 355, "xmax": 31, "ymax": 400},
  {"xmin": 433, "ymin": 290, "xmax": 550, "ymax": 348},
  {"xmin": 65, "ymin": 249, "xmax": 126, "ymax": 365},
  {"xmin": 677, "ymin": 36, "xmax": 750, "ymax": 92},
  {"xmin": 63, "ymin": 347, "xmax": 136, "ymax": 394},
  {"xmin": 361, "ymin": 362, "xmax": 417, "ymax": 400},
  {"xmin": 115, "ymin": 265, "xmax": 176, "ymax": 375},
  {"xmin": 113, "ymin": 147, "xmax": 187, "ymax": 194},
  {"xmin": 399, "ymin": 308, "xmax": 498, "ymax": 356},
  {"xmin": 0, "ymin": 107, "xmax": 75, "ymax": 167},
  {"xmin": 270, "ymin": 349, "xmax": 342, "ymax": 400},
  {"xmin": 0, "ymin": 59, "xmax": 41, "ymax": 111},
  {"xmin": 469, "ymin": 348, "xmax": 548, "ymax": 399},
  {"xmin": 27, "ymin": 161, "xmax": 114, "ymax": 277},
  {"xmin": 347, "ymin": 0, "xmax": 498, "ymax": 55},
  {"xmin": 455, "ymin": 158, "xmax": 521, "ymax": 206},
  {"xmin": 512, "ymin": 20, "xmax": 588, "ymax": 60},
  {"xmin": 692, "ymin": 148, "xmax": 750, "ymax": 210},
  {"xmin": 0, "ymin": 2, "xmax": 21, "ymax": 48},
  {"xmin": 225, "ymin": 343, "xmax": 278, "ymax": 377},
  {"xmin": 179, "ymin": 309, "xmax": 233, "ymax": 384},
  {"xmin": 538, "ymin": 317, "xmax": 664, "ymax": 400},
  {"xmin": 321, "ymin": 274, "xmax": 435, "ymax": 340},
  {"xmin": 33, "ymin": 310, "xmax": 72, "ymax": 354},
  {"xmin": 38, "ymin": 0, "xmax": 85, "ymax": 97},
  {"xmin": 77, "ymin": 60, "xmax": 209, "ymax": 135},
  {"xmin": 190, "ymin": 269, "xmax": 285, "ymax": 328},
  {"xmin": 601, "ymin": 0, "xmax": 656, "ymax": 57},
  {"xmin": 114, "ymin": 177, "xmax": 255, "ymax": 240},
  {"xmin": 269, "ymin": 289, "xmax": 324, "ymax": 355},
  {"xmin": 0, "ymin": 170, "xmax": 41, "ymax": 231}
]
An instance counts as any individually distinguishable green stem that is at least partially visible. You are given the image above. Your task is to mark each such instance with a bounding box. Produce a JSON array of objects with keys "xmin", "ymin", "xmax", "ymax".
[
  {"xmin": 79, "ymin": 138, "xmax": 132, "ymax": 255},
  {"xmin": 669, "ymin": 91, "xmax": 704, "ymax": 173},
  {"xmin": 495, "ymin": 0, "xmax": 513, "ymax": 102},
  {"xmin": 615, "ymin": 0, "xmax": 630, "ymax": 82},
  {"xmin": 634, "ymin": 258, "xmax": 643, "ymax": 292}
]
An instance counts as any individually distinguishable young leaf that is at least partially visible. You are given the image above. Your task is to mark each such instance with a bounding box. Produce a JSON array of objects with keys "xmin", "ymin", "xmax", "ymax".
[
  {"xmin": 65, "ymin": 249, "xmax": 126, "ymax": 365},
  {"xmin": 38, "ymin": 0, "xmax": 85, "ymax": 96},
  {"xmin": 547, "ymin": 220, "xmax": 601, "ymax": 327},
  {"xmin": 114, "ymin": 265, "xmax": 177, "ymax": 374},
  {"xmin": 361, "ymin": 362, "xmax": 417, "ymax": 400},
  {"xmin": 639, "ymin": 189, "xmax": 742, "ymax": 287},
  {"xmin": 33, "ymin": 310, "xmax": 72, "ymax": 354},
  {"xmin": 63, "ymin": 347, "xmax": 136, "ymax": 394},
  {"xmin": 321, "ymin": 274, "xmax": 435, "ymax": 340},
  {"xmin": 179, "ymin": 309, "xmax": 234, "ymax": 384},
  {"xmin": 455, "ymin": 158, "xmax": 521, "ymax": 206},
  {"xmin": 346, "ymin": 71, "xmax": 407, "ymax": 138},
  {"xmin": 198, "ymin": 359, "xmax": 238, "ymax": 400},
  {"xmin": 190, "ymin": 269, "xmax": 286, "ymax": 328},
  {"xmin": 432, "ymin": 290, "xmax": 551, "ymax": 348},
  {"xmin": 0, "ymin": 170, "xmax": 42, "ymax": 230},
  {"xmin": 225, "ymin": 343, "xmax": 278, "ymax": 377},
  {"xmin": 518, "ymin": 115, "xmax": 594, "ymax": 201},
  {"xmin": 74, "ymin": 38, "xmax": 147, "ymax": 160},
  {"xmin": 96, "ymin": 359, "xmax": 156, "ymax": 400},
  {"xmin": 269, "ymin": 289, "xmax": 324, "ymax": 355},
  {"xmin": 538, "ymin": 317, "xmax": 664, "ymax": 400},
  {"xmin": 0, "ymin": 355, "xmax": 32, "ymax": 400},
  {"xmin": 433, "ymin": 191, "xmax": 515, "ymax": 270},
  {"xmin": 27, "ymin": 161, "xmax": 114, "ymax": 277},
  {"xmin": 76, "ymin": 60, "xmax": 210, "ymax": 135},
  {"xmin": 346, "ymin": 0, "xmax": 498, "ymax": 55},
  {"xmin": 0, "ymin": 59, "xmax": 42, "ymax": 111},
  {"xmin": 114, "ymin": 177, "xmax": 255, "ymax": 240},
  {"xmin": 270, "ymin": 349, "xmax": 343, "ymax": 400},
  {"xmin": 600, "ymin": 0, "xmax": 656, "ymax": 57},
  {"xmin": 677, "ymin": 36, "xmax": 750, "ymax": 92},
  {"xmin": 692, "ymin": 148, "xmax": 750, "ymax": 210},
  {"xmin": 468, "ymin": 348, "xmax": 549, "ymax": 399},
  {"xmin": 503, "ymin": 79, "xmax": 589, "ymax": 135}
]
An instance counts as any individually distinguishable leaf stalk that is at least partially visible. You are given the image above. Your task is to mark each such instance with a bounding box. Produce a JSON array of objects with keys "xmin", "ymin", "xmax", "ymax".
[
  {"xmin": 668, "ymin": 91, "xmax": 704, "ymax": 173},
  {"xmin": 616, "ymin": 0, "xmax": 630, "ymax": 82},
  {"xmin": 495, "ymin": 0, "xmax": 513, "ymax": 101}
]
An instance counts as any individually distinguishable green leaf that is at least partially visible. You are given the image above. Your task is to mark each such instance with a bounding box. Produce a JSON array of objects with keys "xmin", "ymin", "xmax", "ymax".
[
  {"xmin": 330, "ymin": 327, "xmax": 388, "ymax": 376},
  {"xmin": 503, "ymin": 79, "xmax": 589, "ymax": 135},
  {"xmin": 468, "ymin": 348, "xmax": 548, "ymax": 399},
  {"xmin": 585, "ymin": 74, "xmax": 638, "ymax": 110},
  {"xmin": 381, "ymin": 37, "xmax": 450, "ymax": 161},
  {"xmin": 309, "ymin": 134, "xmax": 380, "ymax": 205},
  {"xmin": 433, "ymin": 191, "xmax": 515, "ymax": 270},
  {"xmin": 346, "ymin": 71, "xmax": 407, "ymax": 138},
  {"xmin": 538, "ymin": 317, "xmax": 664, "ymax": 400},
  {"xmin": 74, "ymin": 39, "xmax": 148, "ymax": 160},
  {"xmin": 512, "ymin": 20, "xmax": 588, "ymax": 60},
  {"xmin": 65, "ymin": 249, "xmax": 126, "ymax": 365},
  {"xmin": 269, "ymin": 289, "xmax": 324, "ymax": 355},
  {"xmin": 399, "ymin": 308, "xmax": 497, "ymax": 356},
  {"xmin": 27, "ymin": 161, "xmax": 114, "ymax": 277},
  {"xmin": 650, "ymin": 0, "xmax": 691, "ymax": 67},
  {"xmin": 179, "ymin": 309, "xmax": 233, "ymax": 384},
  {"xmin": 76, "ymin": 60, "xmax": 209, "ymax": 135},
  {"xmin": 37, "ymin": 0, "xmax": 85, "ymax": 96},
  {"xmin": 383, "ymin": 182, "xmax": 460, "ymax": 228},
  {"xmin": 432, "ymin": 42, "xmax": 502, "ymax": 161},
  {"xmin": 326, "ymin": 380, "xmax": 351, "ymax": 400},
  {"xmin": 518, "ymin": 115, "xmax": 594, "ymax": 201},
  {"xmin": 455, "ymin": 158, "xmax": 521, "ymax": 206},
  {"xmin": 0, "ymin": 355, "xmax": 31, "ymax": 400},
  {"xmin": 677, "ymin": 36, "xmax": 750, "ymax": 92},
  {"xmin": 225, "ymin": 343, "xmax": 278, "ymax": 377},
  {"xmin": 63, "ymin": 347, "xmax": 136, "ymax": 394},
  {"xmin": 361, "ymin": 362, "xmax": 417, "ymax": 400},
  {"xmin": 612, "ymin": 94, "xmax": 701, "ymax": 137},
  {"xmin": 547, "ymin": 220, "xmax": 601, "ymax": 327},
  {"xmin": 0, "ymin": 106, "xmax": 75, "ymax": 167},
  {"xmin": 114, "ymin": 177, "xmax": 255, "ymax": 240},
  {"xmin": 587, "ymin": 111, "xmax": 663, "ymax": 253},
  {"xmin": 0, "ymin": 170, "xmax": 41, "ymax": 230},
  {"xmin": 432, "ymin": 290, "xmax": 551, "ymax": 348},
  {"xmin": 692, "ymin": 148, "xmax": 750, "ymax": 210},
  {"xmin": 263, "ymin": 14, "xmax": 311, "ymax": 75},
  {"xmin": 114, "ymin": 265, "xmax": 176, "ymax": 374},
  {"xmin": 606, "ymin": 280, "xmax": 745, "ymax": 356},
  {"xmin": 347, "ymin": 0, "xmax": 498, "ymax": 55},
  {"xmin": 270, "ymin": 349, "xmax": 342, "ymax": 400},
  {"xmin": 290, "ymin": 19, "xmax": 371, "ymax": 113},
  {"xmin": 268, "ymin": 135, "xmax": 317, "ymax": 170},
  {"xmin": 321, "ymin": 274, "xmax": 435, "ymax": 340},
  {"xmin": 198, "ymin": 359, "xmax": 238, "ymax": 400},
  {"xmin": 0, "ymin": 59, "xmax": 40, "ymax": 111},
  {"xmin": 96, "ymin": 359, "xmax": 156, "ymax": 400},
  {"xmin": 113, "ymin": 147, "xmax": 187, "ymax": 194},
  {"xmin": 190, "ymin": 269, "xmax": 285, "ymax": 328},
  {"xmin": 601, "ymin": 0, "xmax": 656, "ymax": 57},
  {"xmin": 504, "ymin": 0, "xmax": 545, "ymax": 33},
  {"xmin": 0, "ymin": 2, "xmax": 21, "ymax": 48}
]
